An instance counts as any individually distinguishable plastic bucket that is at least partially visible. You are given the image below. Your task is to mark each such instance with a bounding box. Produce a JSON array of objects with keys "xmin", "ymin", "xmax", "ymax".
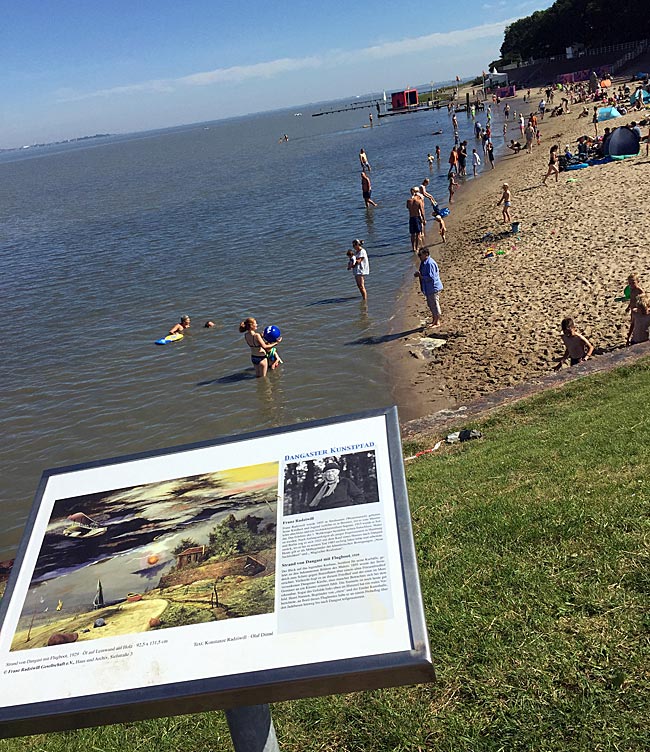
[{"xmin": 511, "ymin": 221, "xmax": 521, "ymax": 233}]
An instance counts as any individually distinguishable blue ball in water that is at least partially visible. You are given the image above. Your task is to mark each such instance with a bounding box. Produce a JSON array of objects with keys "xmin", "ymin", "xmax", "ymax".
[{"xmin": 263, "ymin": 325, "xmax": 281, "ymax": 343}]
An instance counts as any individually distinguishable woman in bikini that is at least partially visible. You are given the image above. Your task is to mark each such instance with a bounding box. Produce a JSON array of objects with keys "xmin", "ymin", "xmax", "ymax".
[
  {"xmin": 239, "ymin": 317, "xmax": 282, "ymax": 378},
  {"xmin": 542, "ymin": 144, "xmax": 560, "ymax": 185}
]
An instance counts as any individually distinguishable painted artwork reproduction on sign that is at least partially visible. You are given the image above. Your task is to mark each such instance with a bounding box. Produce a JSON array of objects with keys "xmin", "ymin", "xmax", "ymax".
[{"xmin": 10, "ymin": 464, "xmax": 278, "ymax": 651}]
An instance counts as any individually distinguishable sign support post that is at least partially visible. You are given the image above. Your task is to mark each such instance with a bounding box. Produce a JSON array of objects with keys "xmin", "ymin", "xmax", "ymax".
[{"xmin": 225, "ymin": 704, "xmax": 280, "ymax": 752}]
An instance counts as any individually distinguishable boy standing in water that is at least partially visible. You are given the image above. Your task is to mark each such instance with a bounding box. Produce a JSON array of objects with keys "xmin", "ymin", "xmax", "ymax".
[
  {"xmin": 448, "ymin": 172, "xmax": 459, "ymax": 204},
  {"xmin": 554, "ymin": 318, "xmax": 594, "ymax": 369},
  {"xmin": 407, "ymin": 187, "xmax": 425, "ymax": 252},
  {"xmin": 360, "ymin": 172, "xmax": 377, "ymax": 208}
]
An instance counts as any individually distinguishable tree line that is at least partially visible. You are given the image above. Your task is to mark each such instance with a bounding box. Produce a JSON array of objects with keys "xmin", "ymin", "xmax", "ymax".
[{"xmin": 491, "ymin": 0, "xmax": 650, "ymax": 69}]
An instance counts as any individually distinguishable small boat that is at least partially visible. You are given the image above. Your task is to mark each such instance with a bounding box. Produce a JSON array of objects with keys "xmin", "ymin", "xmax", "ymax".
[
  {"xmin": 62, "ymin": 512, "xmax": 107, "ymax": 539},
  {"xmin": 63, "ymin": 523, "xmax": 107, "ymax": 539},
  {"xmin": 126, "ymin": 593, "xmax": 143, "ymax": 603}
]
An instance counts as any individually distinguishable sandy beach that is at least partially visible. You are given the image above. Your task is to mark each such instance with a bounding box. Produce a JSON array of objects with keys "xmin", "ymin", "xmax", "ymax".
[{"xmin": 390, "ymin": 84, "xmax": 649, "ymax": 421}]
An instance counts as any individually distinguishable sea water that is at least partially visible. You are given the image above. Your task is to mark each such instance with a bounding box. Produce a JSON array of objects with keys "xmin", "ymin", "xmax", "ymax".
[{"xmin": 0, "ymin": 99, "xmax": 479, "ymax": 556}]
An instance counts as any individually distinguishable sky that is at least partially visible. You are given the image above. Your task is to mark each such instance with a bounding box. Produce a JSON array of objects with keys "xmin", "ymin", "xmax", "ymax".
[{"xmin": 0, "ymin": 0, "xmax": 553, "ymax": 148}]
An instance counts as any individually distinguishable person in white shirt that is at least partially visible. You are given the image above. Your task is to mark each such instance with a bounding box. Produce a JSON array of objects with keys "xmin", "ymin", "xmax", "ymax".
[
  {"xmin": 351, "ymin": 238, "xmax": 369, "ymax": 300},
  {"xmin": 472, "ymin": 149, "xmax": 481, "ymax": 176}
]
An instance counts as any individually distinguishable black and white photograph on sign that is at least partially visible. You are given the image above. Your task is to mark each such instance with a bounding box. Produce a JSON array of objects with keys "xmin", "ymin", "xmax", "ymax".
[
  {"xmin": 283, "ymin": 451, "xmax": 379, "ymax": 516},
  {"xmin": 10, "ymin": 463, "xmax": 278, "ymax": 651}
]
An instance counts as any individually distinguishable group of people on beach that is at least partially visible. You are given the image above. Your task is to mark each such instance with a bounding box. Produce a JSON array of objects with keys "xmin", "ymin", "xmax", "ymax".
[
  {"xmin": 554, "ymin": 274, "xmax": 650, "ymax": 371},
  {"xmin": 175, "ymin": 79, "xmax": 648, "ymax": 385},
  {"xmin": 351, "ymin": 94, "xmax": 526, "ymax": 330}
]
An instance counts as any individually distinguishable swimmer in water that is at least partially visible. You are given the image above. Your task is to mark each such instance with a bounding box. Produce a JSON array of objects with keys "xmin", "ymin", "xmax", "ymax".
[{"xmin": 169, "ymin": 315, "xmax": 191, "ymax": 335}]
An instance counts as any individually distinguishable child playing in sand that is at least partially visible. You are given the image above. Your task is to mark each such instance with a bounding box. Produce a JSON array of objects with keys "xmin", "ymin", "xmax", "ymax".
[
  {"xmin": 627, "ymin": 293, "xmax": 650, "ymax": 346},
  {"xmin": 433, "ymin": 214, "xmax": 447, "ymax": 243},
  {"xmin": 497, "ymin": 183, "xmax": 512, "ymax": 223},
  {"xmin": 554, "ymin": 317, "xmax": 594, "ymax": 369},
  {"xmin": 625, "ymin": 273, "xmax": 644, "ymax": 314}
]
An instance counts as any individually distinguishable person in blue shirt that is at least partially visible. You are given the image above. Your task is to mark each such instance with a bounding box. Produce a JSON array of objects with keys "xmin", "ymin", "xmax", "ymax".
[{"xmin": 414, "ymin": 248, "xmax": 443, "ymax": 328}]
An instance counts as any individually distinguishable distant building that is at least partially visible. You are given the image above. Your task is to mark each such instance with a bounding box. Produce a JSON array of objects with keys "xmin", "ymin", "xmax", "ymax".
[
  {"xmin": 244, "ymin": 556, "xmax": 267, "ymax": 576},
  {"xmin": 176, "ymin": 545, "xmax": 205, "ymax": 568},
  {"xmin": 391, "ymin": 88, "xmax": 419, "ymax": 110}
]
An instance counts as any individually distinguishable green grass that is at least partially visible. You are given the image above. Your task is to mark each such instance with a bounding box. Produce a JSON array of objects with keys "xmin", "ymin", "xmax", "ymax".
[{"xmin": 2, "ymin": 362, "xmax": 650, "ymax": 751}]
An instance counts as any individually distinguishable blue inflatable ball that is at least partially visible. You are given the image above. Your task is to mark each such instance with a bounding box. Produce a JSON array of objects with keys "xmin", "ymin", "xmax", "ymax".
[{"xmin": 263, "ymin": 325, "xmax": 281, "ymax": 343}]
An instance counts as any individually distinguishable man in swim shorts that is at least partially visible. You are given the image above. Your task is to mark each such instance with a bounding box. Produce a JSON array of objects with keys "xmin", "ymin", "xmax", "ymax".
[
  {"xmin": 361, "ymin": 171, "xmax": 377, "ymax": 207},
  {"xmin": 407, "ymin": 187, "xmax": 425, "ymax": 252}
]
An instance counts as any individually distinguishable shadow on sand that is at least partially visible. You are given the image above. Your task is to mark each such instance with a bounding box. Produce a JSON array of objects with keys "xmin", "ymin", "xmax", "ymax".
[{"xmin": 344, "ymin": 327, "xmax": 424, "ymax": 346}]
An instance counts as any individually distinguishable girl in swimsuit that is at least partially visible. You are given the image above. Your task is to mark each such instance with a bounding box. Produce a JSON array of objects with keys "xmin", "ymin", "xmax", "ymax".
[
  {"xmin": 497, "ymin": 183, "xmax": 512, "ymax": 223},
  {"xmin": 239, "ymin": 317, "xmax": 282, "ymax": 378},
  {"xmin": 542, "ymin": 145, "xmax": 560, "ymax": 185}
]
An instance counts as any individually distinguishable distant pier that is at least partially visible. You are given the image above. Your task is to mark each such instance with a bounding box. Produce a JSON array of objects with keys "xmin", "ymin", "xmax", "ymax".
[{"xmin": 312, "ymin": 99, "xmax": 451, "ymax": 118}]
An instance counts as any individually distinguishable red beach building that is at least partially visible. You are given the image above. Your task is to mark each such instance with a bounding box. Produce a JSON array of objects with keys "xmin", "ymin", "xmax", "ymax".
[{"xmin": 391, "ymin": 88, "xmax": 419, "ymax": 110}]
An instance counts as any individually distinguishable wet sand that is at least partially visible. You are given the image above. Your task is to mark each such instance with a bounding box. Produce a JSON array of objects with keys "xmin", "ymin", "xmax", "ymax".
[{"xmin": 389, "ymin": 86, "xmax": 649, "ymax": 421}]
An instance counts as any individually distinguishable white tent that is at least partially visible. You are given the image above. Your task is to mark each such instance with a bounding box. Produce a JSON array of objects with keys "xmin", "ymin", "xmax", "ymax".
[{"xmin": 486, "ymin": 69, "xmax": 509, "ymax": 87}]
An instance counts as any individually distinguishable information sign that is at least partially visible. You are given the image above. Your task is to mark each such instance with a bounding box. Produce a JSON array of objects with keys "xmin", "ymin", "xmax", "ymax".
[{"xmin": 0, "ymin": 407, "xmax": 434, "ymax": 737}]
